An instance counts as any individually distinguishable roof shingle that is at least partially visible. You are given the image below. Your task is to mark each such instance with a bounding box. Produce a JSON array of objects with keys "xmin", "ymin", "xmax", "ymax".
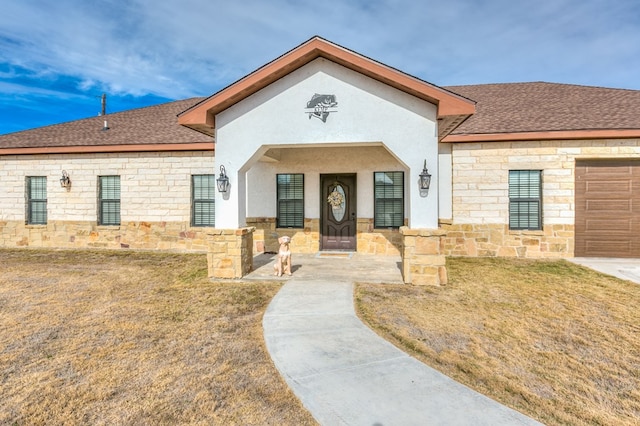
[
  {"xmin": 3, "ymin": 82, "xmax": 640, "ymax": 151},
  {"xmin": 445, "ymin": 82, "xmax": 640, "ymax": 135},
  {"xmin": 0, "ymin": 98, "xmax": 211, "ymax": 149}
]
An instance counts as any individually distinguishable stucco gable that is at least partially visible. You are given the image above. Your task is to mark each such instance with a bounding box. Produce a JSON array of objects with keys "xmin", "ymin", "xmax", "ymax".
[
  {"xmin": 215, "ymin": 58, "xmax": 439, "ymax": 147},
  {"xmin": 178, "ymin": 37, "xmax": 475, "ymax": 140}
]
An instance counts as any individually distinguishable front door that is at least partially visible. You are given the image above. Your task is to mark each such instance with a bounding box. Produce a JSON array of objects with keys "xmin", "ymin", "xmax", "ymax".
[{"xmin": 321, "ymin": 174, "xmax": 356, "ymax": 251}]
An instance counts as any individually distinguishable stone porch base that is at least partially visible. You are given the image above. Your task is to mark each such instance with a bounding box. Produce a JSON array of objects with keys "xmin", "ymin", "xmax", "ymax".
[
  {"xmin": 246, "ymin": 217, "xmax": 402, "ymax": 255},
  {"xmin": 401, "ymin": 227, "xmax": 447, "ymax": 286},
  {"xmin": 206, "ymin": 227, "xmax": 254, "ymax": 279}
]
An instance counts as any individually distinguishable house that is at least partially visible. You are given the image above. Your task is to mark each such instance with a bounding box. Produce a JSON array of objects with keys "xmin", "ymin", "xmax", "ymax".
[{"xmin": 1, "ymin": 37, "xmax": 639, "ymax": 285}]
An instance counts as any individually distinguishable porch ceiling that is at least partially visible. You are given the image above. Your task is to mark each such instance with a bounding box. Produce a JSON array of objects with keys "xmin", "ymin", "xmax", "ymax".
[
  {"xmin": 178, "ymin": 37, "xmax": 475, "ymax": 141},
  {"xmin": 256, "ymin": 141, "xmax": 399, "ymax": 161}
]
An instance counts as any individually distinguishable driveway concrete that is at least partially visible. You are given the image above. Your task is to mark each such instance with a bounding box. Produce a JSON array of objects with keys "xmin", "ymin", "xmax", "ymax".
[
  {"xmin": 263, "ymin": 277, "xmax": 542, "ymax": 425},
  {"xmin": 569, "ymin": 257, "xmax": 640, "ymax": 284}
]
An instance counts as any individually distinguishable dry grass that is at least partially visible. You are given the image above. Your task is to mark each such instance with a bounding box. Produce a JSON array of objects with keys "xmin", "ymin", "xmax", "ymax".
[
  {"xmin": 0, "ymin": 249, "xmax": 316, "ymax": 425},
  {"xmin": 355, "ymin": 257, "xmax": 640, "ymax": 426}
]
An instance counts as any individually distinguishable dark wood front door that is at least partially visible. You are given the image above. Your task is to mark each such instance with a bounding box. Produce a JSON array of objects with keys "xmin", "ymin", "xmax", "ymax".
[{"xmin": 321, "ymin": 174, "xmax": 356, "ymax": 251}]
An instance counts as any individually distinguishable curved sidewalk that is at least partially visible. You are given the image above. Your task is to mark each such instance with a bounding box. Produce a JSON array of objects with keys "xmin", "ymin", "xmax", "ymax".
[{"xmin": 263, "ymin": 279, "xmax": 542, "ymax": 426}]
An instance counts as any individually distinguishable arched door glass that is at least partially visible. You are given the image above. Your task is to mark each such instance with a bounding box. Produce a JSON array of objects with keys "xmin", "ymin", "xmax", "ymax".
[{"xmin": 328, "ymin": 184, "xmax": 346, "ymax": 222}]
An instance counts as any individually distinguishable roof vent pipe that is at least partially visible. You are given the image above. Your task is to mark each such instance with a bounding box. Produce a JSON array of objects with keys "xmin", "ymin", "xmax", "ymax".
[
  {"xmin": 101, "ymin": 93, "xmax": 106, "ymax": 116},
  {"xmin": 100, "ymin": 93, "xmax": 109, "ymax": 130}
]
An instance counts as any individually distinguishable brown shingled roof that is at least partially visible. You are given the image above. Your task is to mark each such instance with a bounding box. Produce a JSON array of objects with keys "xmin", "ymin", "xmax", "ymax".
[
  {"xmin": 0, "ymin": 97, "xmax": 212, "ymax": 151},
  {"xmin": 4, "ymin": 82, "xmax": 640, "ymax": 153},
  {"xmin": 445, "ymin": 82, "xmax": 640, "ymax": 136}
]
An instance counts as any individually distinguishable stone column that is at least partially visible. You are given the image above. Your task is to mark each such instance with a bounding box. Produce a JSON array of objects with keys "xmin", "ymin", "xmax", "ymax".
[
  {"xmin": 207, "ymin": 227, "xmax": 255, "ymax": 279},
  {"xmin": 400, "ymin": 227, "xmax": 447, "ymax": 286}
]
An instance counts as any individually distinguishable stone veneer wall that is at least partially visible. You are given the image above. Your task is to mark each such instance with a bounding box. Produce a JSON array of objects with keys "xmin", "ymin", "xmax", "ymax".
[
  {"xmin": 0, "ymin": 220, "xmax": 214, "ymax": 251},
  {"xmin": 440, "ymin": 223, "xmax": 574, "ymax": 258},
  {"xmin": 0, "ymin": 151, "xmax": 215, "ymax": 250},
  {"xmin": 448, "ymin": 138, "xmax": 640, "ymax": 258},
  {"xmin": 247, "ymin": 218, "xmax": 319, "ymax": 254},
  {"xmin": 246, "ymin": 217, "xmax": 402, "ymax": 255}
]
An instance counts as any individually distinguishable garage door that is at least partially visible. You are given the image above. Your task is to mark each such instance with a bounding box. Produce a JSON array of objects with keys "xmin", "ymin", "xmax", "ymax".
[{"xmin": 575, "ymin": 160, "xmax": 640, "ymax": 257}]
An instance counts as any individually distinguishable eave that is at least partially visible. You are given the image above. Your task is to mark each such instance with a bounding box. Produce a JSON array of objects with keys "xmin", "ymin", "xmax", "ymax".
[
  {"xmin": 0, "ymin": 142, "xmax": 214, "ymax": 156},
  {"xmin": 442, "ymin": 129, "xmax": 640, "ymax": 143}
]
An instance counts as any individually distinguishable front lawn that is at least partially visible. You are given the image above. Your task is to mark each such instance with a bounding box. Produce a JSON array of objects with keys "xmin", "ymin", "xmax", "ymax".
[
  {"xmin": 356, "ymin": 257, "xmax": 640, "ymax": 425},
  {"xmin": 0, "ymin": 249, "xmax": 315, "ymax": 425}
]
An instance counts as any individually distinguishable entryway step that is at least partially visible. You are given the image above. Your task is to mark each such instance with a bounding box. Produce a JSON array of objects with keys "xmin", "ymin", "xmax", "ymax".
[{"xmin": 315, "ymin": 251, "xmax": 354, "ymax": 259}]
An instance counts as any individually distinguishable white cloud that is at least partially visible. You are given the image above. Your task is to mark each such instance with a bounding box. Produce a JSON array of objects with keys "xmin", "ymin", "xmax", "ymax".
[{"xmin": 1, "ymin": 0, "xmax": 640, "ymax": 107}]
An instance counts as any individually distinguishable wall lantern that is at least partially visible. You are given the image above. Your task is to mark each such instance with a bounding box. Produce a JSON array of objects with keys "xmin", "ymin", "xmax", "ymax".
[
  {"xmin": 216, "ymin": 165, "xmax": 230, "ymax": 193},
  {"xmin": 60, "ymin": 170, "xmax": 71, "ymax": 190},
  {"xmin": 419, "ymin": 160, "xmax": 432, "ymax": 191}
]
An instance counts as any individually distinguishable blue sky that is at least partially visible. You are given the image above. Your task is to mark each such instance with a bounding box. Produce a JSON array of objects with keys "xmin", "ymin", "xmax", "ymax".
[{"xmin": 1, "ymin": 0, "xmax": 639, "ymax": 135}]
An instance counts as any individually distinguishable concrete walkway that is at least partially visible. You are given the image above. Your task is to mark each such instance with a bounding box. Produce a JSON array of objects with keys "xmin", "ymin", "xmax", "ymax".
[
  {"xmin": 263, "ymin": 276, "xmax": 542, "ymax": 425},
  {"xmin": 569, "ymin": 257, "xmax": 640, "ymax": 284}
]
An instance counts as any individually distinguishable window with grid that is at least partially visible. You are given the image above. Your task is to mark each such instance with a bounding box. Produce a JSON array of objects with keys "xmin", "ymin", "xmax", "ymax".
[
  {"xmin": 98, "ymin": 176, "xmax": 121, "ymax": 226},
  {"xmin": 277, "ymin": 174, "xmax": 304, "ymax": 228},
  {"xmin": 192, "ymin": 174, "xmax": 215, "ymax": 227},
  {"xmin": 26, "ymin": 176, "xmax": 47, "ymax": 225},
  {"xmin": 374, "ymin": 171, "xmax": 404, "ymax": 228},
  {"xmin": 509, "ymin": 170, "xmax": 542, "ymax": 230}
]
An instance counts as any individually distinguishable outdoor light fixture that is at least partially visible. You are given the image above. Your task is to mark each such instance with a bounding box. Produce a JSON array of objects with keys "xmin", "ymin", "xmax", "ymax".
[
  {"xmin": 60, "ymin": 170, "xmax": 71, "ymax": 190},
  {"xmin": 216, "ymin": 165, "xmax": 230, "ymax": 193},
  {"xmin": 419, "ymin": 160, "xmax": 432, "ymax": 191}
]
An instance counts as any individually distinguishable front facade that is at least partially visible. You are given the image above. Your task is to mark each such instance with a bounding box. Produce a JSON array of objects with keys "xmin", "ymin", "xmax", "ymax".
[
  {"xmin": 1, "ymin": 150, "xmax": 215, "ymax": 250},
  {"xmin": 442, "ymin": 81, "xmax": 640, "ymax": 260},
  {"xmin": 0, "ymin": 99, "xmax": 217, "ymax": 253},
  {"xmin": 193, "ymin": 56, "xmax": 465, "ymax": 257},
  {"xmin": 443, "ymin": 139, "xmax": 640, "ymax": 258},
  {"xmin": 2, "ymin": 37, "xmax": 639, "ymax": 284}
]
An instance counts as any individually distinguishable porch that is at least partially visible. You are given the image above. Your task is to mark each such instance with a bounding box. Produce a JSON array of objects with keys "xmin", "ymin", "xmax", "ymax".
[
  {"xmin": 243, "ymin": 252, "xmax": 404, "ymax": 284},
  {"xmin": 207, "ymin": 226, "xmax": 447, "ymax": 285}
]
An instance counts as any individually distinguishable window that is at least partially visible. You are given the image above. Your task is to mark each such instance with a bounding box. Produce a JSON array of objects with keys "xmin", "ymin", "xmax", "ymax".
[
  {"xmin": 192, "ymin": 174, "xmax": 215, "ymax": 227},
  {"xmin": 26, "ymin": 176, "xmax": 47, "ymax": 225},
  {"xmin": 98, "ymin": 176, "xmax": 120, "ymax": 226},
  {"xmin": 509, "ymin": 170, "xmax": 542, "ymax": 230},
  {"xmin": 374, "ymin": 171, "xmax": 404, "ymax": 228},
  {"xmin": 277, "ymin": 174, "xmax": 304, "ymax": 228}
]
